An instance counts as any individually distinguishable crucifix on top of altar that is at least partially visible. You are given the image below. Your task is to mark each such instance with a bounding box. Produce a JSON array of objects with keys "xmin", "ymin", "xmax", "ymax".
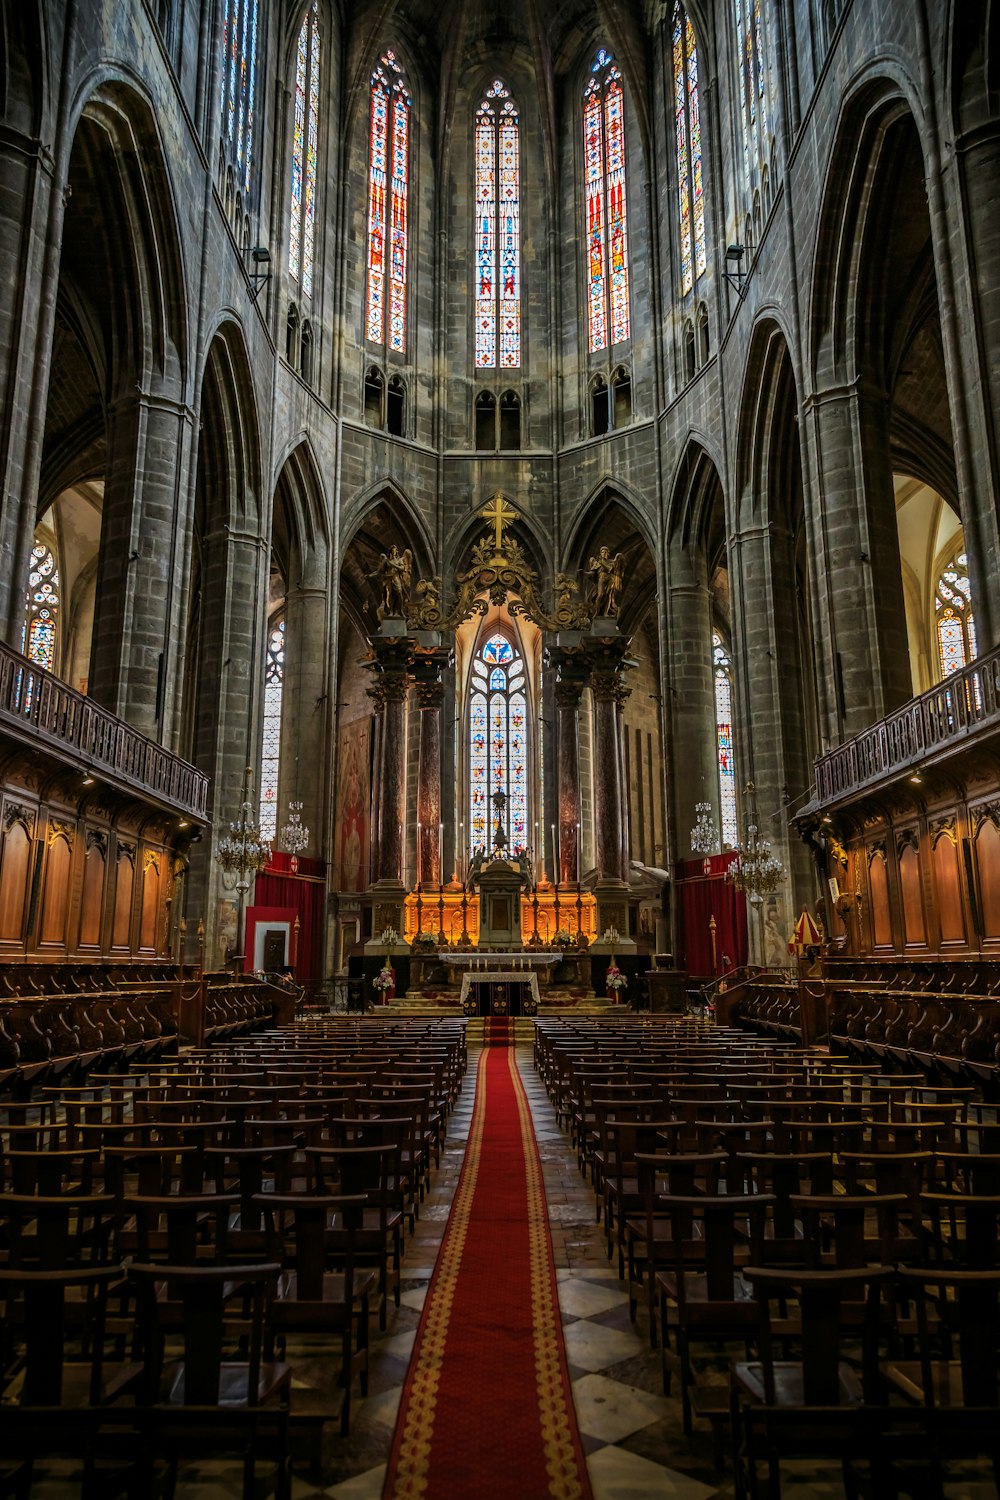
[{"xmin": 360, "ymin": 491, "xmax": 634, "ymax": 965}]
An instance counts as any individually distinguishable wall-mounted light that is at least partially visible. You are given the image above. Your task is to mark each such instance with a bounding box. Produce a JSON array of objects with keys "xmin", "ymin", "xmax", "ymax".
[
  {"xmin": 245, "ymin": 245, "xmax": 271, "ymax": 303},
  {"xmin": 724, "ymin": 244, "xmax": 747, "ymax": 298}
]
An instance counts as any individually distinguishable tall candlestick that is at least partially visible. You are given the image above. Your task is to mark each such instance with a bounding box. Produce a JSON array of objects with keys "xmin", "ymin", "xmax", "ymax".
[
  {"xmin": 577, "ymin": 820, "xmax": 582, "ymax": 885},
  {"xmin": 551, "ymin": 822, "xmax": 558, "ymax": 885},
  {"xmin": 438, "ymin": 820, "xmax": 444, "ymax": 884}
]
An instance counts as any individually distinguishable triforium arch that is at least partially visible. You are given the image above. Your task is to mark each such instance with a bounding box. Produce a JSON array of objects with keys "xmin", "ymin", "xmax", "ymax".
[
  {"xmin": 182, "ymin": 320, "xmax": 265, "ymax": 968},
  {"xmin": 334, "ymin": 487, "xmax": 433, "ymax": 904},
  {"xmin": 732, "ymin": 318, "xmax": 818, "ymax": 956},
  {"xmin": 6, "ymin": 78, "xmax": 191, "ymax": 738},
  {"xmin": 808, "ymin": 81, "xmax": 970, "ymax": 731},
  {"xmin": 266, "ymin": 439, "xmax": 330, "ymax": 863},
  {"xmin": 666, "ymin": 440, "xmax": 731, "ymax": 868},
  {"xmin": 560, "ymin": 488, "xmax": 660, "ymax": 892}
]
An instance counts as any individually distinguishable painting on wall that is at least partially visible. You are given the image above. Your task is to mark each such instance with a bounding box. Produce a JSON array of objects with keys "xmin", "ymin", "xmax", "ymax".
[{"xmin": 336, "ymin": 719, "xmax": 370, "ymax": 892}]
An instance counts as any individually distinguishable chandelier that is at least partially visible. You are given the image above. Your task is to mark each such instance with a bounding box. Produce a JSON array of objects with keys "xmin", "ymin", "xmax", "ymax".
[
  {"xmin": 216, "ymin": 766, "xmax": 272, "ymax": 890},
  {"xmin": 279, "ymin": 800, "xmax": 309, "ymax": 855},
  {"xmin": 690, "ymin": 801, "xmax": 720, "ymax": 856},
  {"xmin": 726, "ymin": 781, "xmax": 784, "ymax": 904}
]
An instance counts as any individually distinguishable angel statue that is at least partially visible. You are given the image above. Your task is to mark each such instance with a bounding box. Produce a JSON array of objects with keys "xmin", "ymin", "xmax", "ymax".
[
  {"xmin": 408, "ymin": 574, "xmax": 443, "ymax": 628},
  {"xmin": 587, "ymin": 545, "xmax": 625, "ymax": 618},
  {"xmin": 372, "ymin": 545, "xmax": 412, "ymax": 620}
]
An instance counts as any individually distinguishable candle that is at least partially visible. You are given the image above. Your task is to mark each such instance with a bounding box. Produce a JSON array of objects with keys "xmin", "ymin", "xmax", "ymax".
[
  {"xmin": 551, "ymin": 823, "xmax": 558, "ymax": 885},
  {"xmin": 439, "ymin": 820, "xmax": 444, "ymax": 881},
  {"xmin": 577, "ymin": 820, "xmax": 582, "ymax": 885}
]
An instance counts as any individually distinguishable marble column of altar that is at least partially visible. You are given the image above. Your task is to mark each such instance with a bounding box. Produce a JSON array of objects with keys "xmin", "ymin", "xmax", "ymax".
[
  {"xmin": 378, "ymin": 670, "xmax": 408, "ymax": 885},
  {"xmin": 415, "ymin": 677, "xmax": 443, "ymax": 886},
  {"xmin": 591, "ymin": 666, "xmax": 625, "ymax": 887},
  {"xmin": 555, "ymin": 677, "xmax": 584, "ymax": 886}
]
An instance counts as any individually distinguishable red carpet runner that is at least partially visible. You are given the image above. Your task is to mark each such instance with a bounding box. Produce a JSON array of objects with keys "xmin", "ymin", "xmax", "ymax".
[{"xmin": 383, "ymin": 1046, "xmax": 593, "ymax": 1500}]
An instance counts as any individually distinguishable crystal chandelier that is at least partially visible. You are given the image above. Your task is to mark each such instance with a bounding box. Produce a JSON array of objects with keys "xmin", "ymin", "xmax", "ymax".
[
  {"xmin": 726, "ymin": 782, "xmax": 784, "ymax": 904},
  {"xmin": 279, "ymin": 800, "xmax": 309, "ymax": 855},
  {"xmin": 690, "ymin": 801, "xmax": 720, "ymax": 856},
  {"xmin": 216, "ymin": 766, "xmax": 272, "ymax": 889}
]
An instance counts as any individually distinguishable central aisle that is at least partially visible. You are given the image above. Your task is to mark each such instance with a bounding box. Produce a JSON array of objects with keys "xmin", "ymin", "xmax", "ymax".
[{"xmin": 383, "ymin": 1044, "xmax": 593, "ymax": 1500}]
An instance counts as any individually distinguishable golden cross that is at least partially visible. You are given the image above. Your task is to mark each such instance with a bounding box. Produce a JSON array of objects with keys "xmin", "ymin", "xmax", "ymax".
[{"xmin": 481, "ymin": 493, "xmax": 517, "ymax": 551}]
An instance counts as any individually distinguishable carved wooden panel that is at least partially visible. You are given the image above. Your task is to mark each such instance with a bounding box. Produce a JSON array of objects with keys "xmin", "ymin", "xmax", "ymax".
[
  {"xmin": 0, "ymin": 812, "xmax": 32, "ymax": 946},
  {"xmin": 975, "ymin": 818, "xmax": 1000, "ymax": 941},
  {"xmin": 868, "ymin": 850, "xmax": 893, "ymax": 948},
  {"xmin": 932, "ymin": 832, "xmax": 966, "ymax": 945},
  {"xmin": 139, "ymin": 850, "xmax": 161, "ymax": 953},
  {"xmin": 38, "ymin": 825, "xmax": 72, "ymax": 947},
  {"xmin": 898, "ymin": 841, "xmax": 926, "ymax": 947},
  {"xmin": 112, "ymin": 844, "xmax": 136, "ymax": 951},
  {"xmin": 78, "ymin": 833, "xmax": 107, "ymax": 949}
]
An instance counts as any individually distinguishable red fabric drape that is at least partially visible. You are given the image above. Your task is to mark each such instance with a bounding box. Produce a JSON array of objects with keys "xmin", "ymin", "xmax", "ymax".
[
  {"xmin": 676, "ymin": 852, "xmax": 748, "ymax": 978},
  {"xmin": 252, "ymin": 852, "xmax": 326, "ymax": 985}
]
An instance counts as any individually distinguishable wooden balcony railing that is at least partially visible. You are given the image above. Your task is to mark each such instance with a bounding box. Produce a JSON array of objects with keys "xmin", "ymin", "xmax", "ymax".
[
  {"xmin": 811, "ymin": 646, "xmax": 1000, "ymax": 807},
  {"xmin": 0, "ymin": 642, "xmax": 208, "ymax": 819}
]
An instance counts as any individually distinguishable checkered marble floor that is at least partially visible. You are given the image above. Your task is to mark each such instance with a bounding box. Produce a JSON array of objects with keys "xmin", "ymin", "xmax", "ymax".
[{"xmin": 23, "ymin": 1046, "xmax": 999, "ymax": 1499}]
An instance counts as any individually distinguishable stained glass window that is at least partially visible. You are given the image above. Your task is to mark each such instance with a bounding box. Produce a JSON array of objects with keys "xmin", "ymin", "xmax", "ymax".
[
  {"xmin": 219, "ymin": 0, "xmax": 260, "ymax": 196},
  {"xmin": 734, "ymin": 0, "xmax": 771, "ymax": 198},
  {"xmin": 935, "ymin": 550, "xmax": 977, "ymax": 680},
  {"xmin": 23, "ymin": 542, "xmax": 59, "ymax": 673},
  {"xmin": 259, "ymin": 617, "xmax": 285, "ymax": 840},
  {"xmin": 713, "ymin": 634, "xmax": 738, "ymax": 849},
  {"xmin": 584, "ymin": 50, "xmax": 631, "ymax": 352},
  {"xmin": 671, "ymin": 7, "xmax": 706, "ymax": 296},
  {"xmin": 289, "ymin": 3, "xmax": 320, "ymax": 298},
  {"xmin": 366, "ymin": 51, "xmax": 410, "ymax": 354},
  {"xmin": 468, "ymin": 631, "xmax": 528, "ymax": 858},
  {"xmin": 475, "ymin": 81, "xmax": 520, "ymax": 369}
]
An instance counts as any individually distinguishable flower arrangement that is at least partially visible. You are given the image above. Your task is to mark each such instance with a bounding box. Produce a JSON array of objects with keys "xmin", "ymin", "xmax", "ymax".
[
  {"xmin": 553, "ymin": 928, "xmax": 572, "ymax": 947},
  {"xmin": 606, "ymin": 961, "xmax": 627, "ymax": 996},
  {"xmin": 373, "ymin": 965, "xmax": 394, "ymax": 994}
]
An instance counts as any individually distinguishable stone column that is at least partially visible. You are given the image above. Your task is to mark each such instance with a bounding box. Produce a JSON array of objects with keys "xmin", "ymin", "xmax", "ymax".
[
  {"xmin": 415, "ymin": 678, "xmax": 443, "ymax": 886},
  {"xmin": 666, "ymin": 544, "xmax": 724, "ymax": 860},
  {"xmin": 615, "ymin": 679, "xmax": 633, "ymax": 882},
  {"xmin": 590, "ymin": 666, "xmax": 626, "ymax": 886},
  {"xmin": 377, "ymin": 668, "xmax": 409, "ymax": 886},
  {"xmin": 555, "ymin": 677, "xmax": 584, "ymax": 886},
  {"xmin": 88, "ymin": 387, "xmax": 196, "ymax": 736}
]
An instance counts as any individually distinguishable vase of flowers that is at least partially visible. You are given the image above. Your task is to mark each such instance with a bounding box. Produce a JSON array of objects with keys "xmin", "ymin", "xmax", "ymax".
[
  {"xmin": 606, "ymin": 959, "xmax": 627, "ymax": 1004},
  {"xmin": 373, "ymin": 965, "xmax": 394, "ymax": 1003}
]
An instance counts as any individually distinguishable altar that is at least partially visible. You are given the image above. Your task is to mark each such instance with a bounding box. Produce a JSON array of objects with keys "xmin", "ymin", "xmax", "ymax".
[{"xmin": 457, "ymin": 969, "xmax": 540, "ymax": 1016}]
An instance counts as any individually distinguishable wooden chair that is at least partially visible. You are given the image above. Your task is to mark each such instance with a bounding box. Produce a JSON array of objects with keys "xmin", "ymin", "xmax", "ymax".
[
  {"xmin": 310, "ymin": 1144, "xmax": 402, "ymax": 1329},
  {"xmin": 0, "ymin": 1263, "xmax": 140, "ymax": 1496},
  {"xmin": 882, "ymin": 1266, "xmax": 1000, "ymax": 1493},
  {"xmin": 730, "ymin": 1265, "xmax": 895, "ymax": 1500},
  {"xmin": 656, "ymin": 1192, "xmax": 774, "ymax": 1434},
  {"xmin": 625, "ymin": 1150, "xmax": 725, "ymax": 1346},
  {"xmin": 257, "ymin": 1192, "xmax": 377, "ymax": 1436},
  {"xmin": 127, "ymin": 1261, "xmax": 291, "ymax": 1500}
]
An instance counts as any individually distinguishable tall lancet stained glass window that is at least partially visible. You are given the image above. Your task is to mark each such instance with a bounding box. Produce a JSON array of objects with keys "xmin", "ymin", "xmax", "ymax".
[
  {"xmin": 734, "ymin": 0, "xmax": 771, "ymax": 192},
  {"xmin": 288, "ymin": 3, "xmax": 320, "ymax": 298},
  {"xmin": 475, "ymin": 81, "xmax": 520, "ymax": 368},
  {"xmin": 469, "ymin": 632, "xmax": 528, "ymax": 857},
  {"xmin": 584, "ymin": 50, "xmax": 631, "ymax": 353},
  {"xmin": 23, "ymin": 542, "xmax": 60, "ymax": 673},
  {"xmin": 713, "ymin": 634, "xmax": 738, "ymax": 849},
  {"xmin": 672, "ymin": 7, "xmax": 706, "ymax": 296},
  {"xmin": 935, "ymin": 550, "xmax": 977, "ymax": 679},
  {"xmin": 219, "ymin": 0, "xmax": 261, "ymax": 194},
  {"xmin": 259, "ymin": 618, "xmax": 285, "ymax": 841},
  {"xmin": 366, "ymin": 51, "xmax": 411, "ymax": 353}
]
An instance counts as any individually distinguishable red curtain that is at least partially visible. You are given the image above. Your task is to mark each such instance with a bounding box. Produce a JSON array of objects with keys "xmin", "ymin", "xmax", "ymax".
[
  {"xmin": 676, "ymin": 853, "xmax": 748, "ymax": 978},
  {"xmin": 252, "ymin": 852, "xmax": 326, "ymax": 986}
]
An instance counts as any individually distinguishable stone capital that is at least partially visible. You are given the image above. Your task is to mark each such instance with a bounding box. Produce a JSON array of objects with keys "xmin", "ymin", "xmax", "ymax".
[
  {"xmin": 555, "ymin": 678, "xmax": 585, "ymax": 709},
  {"xmin": 414, "ymin": 679, "xmax": 444, "ymax": 710}
]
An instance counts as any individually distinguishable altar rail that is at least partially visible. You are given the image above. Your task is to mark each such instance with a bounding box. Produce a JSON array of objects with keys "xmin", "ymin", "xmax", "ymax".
[
  {"xmin": 0, "ymin": 642, "xmax": 208, "ymax": 819},
  {"xmin": 810, "ymin": 647, "xmax": 1000, "ymax": 808}
]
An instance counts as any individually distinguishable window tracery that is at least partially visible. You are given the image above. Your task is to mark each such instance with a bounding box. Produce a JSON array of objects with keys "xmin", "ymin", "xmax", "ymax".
[
  {"xmin": 366, "ymin": 51, "xmax": 411, "ymax": 354},
  {"xmin": 935, "ymin": 550, "xmax": 977, "ymax": 679},
  {"xmin": 469, "ymin": 631, "xmax": 528, "ymax": 855},
  {"xmin": 734, "ymin": 0, "xmax": 773, "ymax": 203},
  {"xmin": 713, "ymin": 633, "xmax": 738, "ymax": 849},
  {"xmin": 671, "ymin": 8, "xmax": 706, "ymax": 296},
  {"xmin": 288, "ymin": 2, "xmax": 320, "ymax": 298},
  {"xmin": 475, "ymin": 80, "xmax": 520, "ymax": 369},
  {"xmin": 584, "ymin": 49, "xmax": 631, "ymax": 353},
  {"xmin": 23, "ymin": 541, "xmax": 60, "ymax": 673},
  {"xmin": 259, "ymin": 617, "xmax": 285, "ymax": 840},
  {"xmin": 219, "ymin": 0, "xmax": 261, "ymax": 198}
]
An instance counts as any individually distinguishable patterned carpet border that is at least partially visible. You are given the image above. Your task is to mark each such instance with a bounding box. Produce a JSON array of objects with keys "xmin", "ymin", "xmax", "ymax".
[{"xmin": 383, "ymin": 1047, "xmax": 592, "ymax": 1500}]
